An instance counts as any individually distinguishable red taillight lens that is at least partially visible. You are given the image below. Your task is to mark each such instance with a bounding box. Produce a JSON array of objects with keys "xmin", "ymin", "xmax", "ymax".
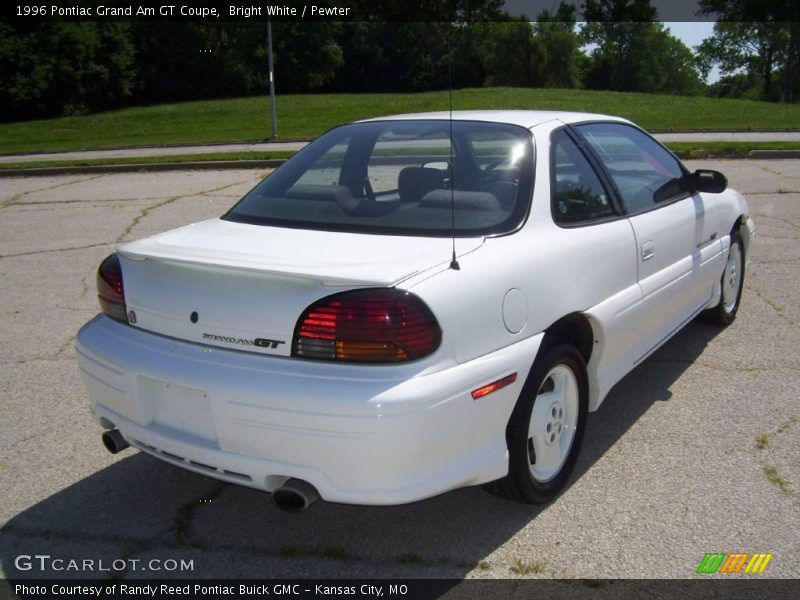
[
  {"xmin": 293, "ymin": 289, "xmax": 441, "ymax": 363},
  {"xmin": 97, "ymin": 254, "xmax": 127, "ymax": 323}
]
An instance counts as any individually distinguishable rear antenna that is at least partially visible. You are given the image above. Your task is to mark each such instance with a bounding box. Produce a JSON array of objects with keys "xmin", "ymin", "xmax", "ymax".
[{"xmin": 447, "ymin": 23, "xmax": 460, "ymax": 271}]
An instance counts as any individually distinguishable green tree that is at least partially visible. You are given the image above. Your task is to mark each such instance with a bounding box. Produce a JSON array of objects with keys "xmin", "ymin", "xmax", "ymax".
[
  {"xmin": 535, "ymin": 2, "xmax": 582, "ymax": 88},
  {"xmin": 331, "ymin": 1, "xmax": 508, "ymax": 92},
  {"xmin": 477, "ymin": 20, "xmax": 540, "ymax": 87},
  {"xmin": 698, "ymin": 0, "xmax": 799, "ymax": 102},
  {"xmin": 271, "ymin": 22, "xmax": 344, "ymax": 91},
  {"xmin": 696, "ymin": 22, "xmax": 787, "ymax": 101},
  {"xmin": 582, "ymin": 0, "xmax": 703, "ymax": 95},
  {"xmin": 132, "ymin": 22, "xmax": 343, "ymax": 103},
  {"xmin": 706, "ymin": 72, "xmax": 764, "ymax": 100},
  {"xmin": 332, "ymin": 21, "xmax": 488, "ymax": 92},
  {"xmin": 0, "ymin": 21, "xmax": 135, "ymax": 120}
]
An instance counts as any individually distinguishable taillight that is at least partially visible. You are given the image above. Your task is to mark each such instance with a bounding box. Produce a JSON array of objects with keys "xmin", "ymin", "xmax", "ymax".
[
  {"xmin": 292, "ymin": 289, "xmax": 441, "ymax": 363},
  {"xmin": 97, "ymin": 254, "xmax": 127, "ymax": 323}
]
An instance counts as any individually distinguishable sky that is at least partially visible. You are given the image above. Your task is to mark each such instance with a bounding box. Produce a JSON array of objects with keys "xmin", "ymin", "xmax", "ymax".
[
  {"xmin": 664, "ymin": 21, "xmax": 716, "ymax": 48},
  {"xmin": 664, "ymin": 22, "xmax": 719, "ymax": 83}
]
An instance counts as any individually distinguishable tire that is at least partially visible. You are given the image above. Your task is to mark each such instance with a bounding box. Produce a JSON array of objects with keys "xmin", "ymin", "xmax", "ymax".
[
  {"xmin": 491, "ymin": 342, "xmax": 589, "ymax": 504},
  {"xmin": 701, "ymin": 230, "xmax": 745, "ymax": 326}
]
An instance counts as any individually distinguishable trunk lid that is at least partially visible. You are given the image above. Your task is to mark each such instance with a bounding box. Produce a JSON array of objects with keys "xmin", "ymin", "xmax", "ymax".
[{"xmin": 117, "ymin": 219, "xmax": 482, "ymax": 356}]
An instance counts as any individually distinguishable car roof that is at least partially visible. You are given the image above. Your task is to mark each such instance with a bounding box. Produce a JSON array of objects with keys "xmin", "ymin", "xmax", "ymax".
[{"xmin": 360, "ymin": 110, "xmax": 632, "ymax": 129}]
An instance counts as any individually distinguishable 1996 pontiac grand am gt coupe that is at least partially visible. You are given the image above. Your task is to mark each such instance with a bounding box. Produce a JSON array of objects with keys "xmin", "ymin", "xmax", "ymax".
[{"xmin": 76, "ymin": 111, "xmax": 754, "ymax": 511}]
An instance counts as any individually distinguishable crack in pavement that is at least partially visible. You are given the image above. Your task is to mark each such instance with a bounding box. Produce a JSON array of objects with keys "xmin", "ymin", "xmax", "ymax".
[
  {"xmin": 0, "ymin": 242, "xmax": 110, "ymax": 260},
  {"xmin": 0, "ymin": 475, "xmax": 478, "ymax": 574},
  {"xmin": 751, "ymin": 256, "xmax": 800, "ymax": 263},
  {"xmin": 750, "ymin": 213, "xmax": 800, "ymax": 232},
  {"xmin": 2, "ymin": 177, "xmax": 251, "ymax": 263},
  {"xmin": 9, "ymin": 197, "xmax": 170, "ymax": 207},
  {"xmin": 5, "ymin": 334, "xmax": 76, "ymax": 366},
  {"xmin": 0, "ymin": 174, "xmax": 106, "ymax": 209},
  {"xmin": 755, "ymin": 416, "xmax": 799, "ymax": 499},
  {"xmin": 55, "ymin": 334, "xmax": 77, "ymax": 360},
  {"xmin": 78, "ymin": 270, "xmax": 94, "ymax": 305},
  {"xmin": 170, "ymin": 483, "xmax": 228, "ymax": 548},
  {"xmin": 115, "ymin": 196, "xmax": 181, "ymax": 244},
  {"xmin": 0, "ymin": 523, "xmax": 471, "ymax": 574},
  {"xmin": 647, "ymin": 358, "xmax": 800, "ymax": 373},
  {"xmin": 747, "ymin": 190, "xmax": 800, "ymax": 196},
  {"xmin": 54, "ymin": 305, "xmax": 97, "ymax": 314},
  {"xmin": 752, "ymin": 162, "xmax": 800, "ymax": 183},
  {"xmin": 2, "ymin": 431, "xmax": 51, "ymax": 455},
  {"xmin": 751, "ymin": 286, "xmax": 796, "ymax": 324},
  {"xmin": 14, "ymin": 202, "xmax": 153, "ymax": 215},
  {"xmin": 0, "ymin": 486, "xmax": 282, "ymax": 579},
  {"xmin": 115, "ymin": 179, "xmax": 252, "ymax": 244}
]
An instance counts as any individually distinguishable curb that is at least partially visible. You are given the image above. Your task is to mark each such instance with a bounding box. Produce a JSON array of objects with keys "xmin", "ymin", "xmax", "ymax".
[
  {"xmin": 748, "ymin": 150, "xmax": 800, "ymax": 159},
  {"xmin": 0, "ymin": 159, "xmax": 287, "ymax": 178},
  {"xmin": 0, "ymin": 140, "xmax": 311, "ymax": 158}
]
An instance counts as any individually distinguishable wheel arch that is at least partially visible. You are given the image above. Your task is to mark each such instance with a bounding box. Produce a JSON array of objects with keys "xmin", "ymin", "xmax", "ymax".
[{"xmin": 543, "ymin": 312, "xmax": 595, "ymax": 367}]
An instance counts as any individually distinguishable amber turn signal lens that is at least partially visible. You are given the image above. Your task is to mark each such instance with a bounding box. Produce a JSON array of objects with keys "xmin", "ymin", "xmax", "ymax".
[{"xmin": 471, "ymin": 373, "xmax": 518, "ymax": 400}]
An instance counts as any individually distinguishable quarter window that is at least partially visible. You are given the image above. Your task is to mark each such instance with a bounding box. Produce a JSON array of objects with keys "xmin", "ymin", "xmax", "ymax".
[
  {"xmin": 551, "ymin": 130, "xmax": 615, "ymax": 224},
  {"xmin": 576, "ymin": 123, "xmax": 690, "ymax": 213}
]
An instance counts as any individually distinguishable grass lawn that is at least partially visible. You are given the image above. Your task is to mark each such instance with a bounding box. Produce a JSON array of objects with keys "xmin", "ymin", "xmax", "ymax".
[{"xmin": 2, "ymin": 88, "xmax": 800, "ymax": 155}]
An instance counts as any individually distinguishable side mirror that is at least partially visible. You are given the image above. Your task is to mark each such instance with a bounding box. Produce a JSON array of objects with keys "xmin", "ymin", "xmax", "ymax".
[{"xmin": 692, "ymin": 169, "xmax": 727, "ymax": 194}]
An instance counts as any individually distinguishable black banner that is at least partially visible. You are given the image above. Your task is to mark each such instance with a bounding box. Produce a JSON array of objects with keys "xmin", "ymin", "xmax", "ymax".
[
  {"xmin": 3, "ymin": 579, "xmax": 800, "ymax": 600},
  {"xmin": 4, "ymin": 0, "xmax": 795, "ymax": 23}
]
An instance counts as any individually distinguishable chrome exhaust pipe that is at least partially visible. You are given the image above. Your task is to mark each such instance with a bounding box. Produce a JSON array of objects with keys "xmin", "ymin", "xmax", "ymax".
[
  {"xmin": 271, "ymin": 478, "xmax": 320, "ymax": 512},
  {"xmin": 102, "ymin": 429, "xmax": 130, "ymax": 454}
]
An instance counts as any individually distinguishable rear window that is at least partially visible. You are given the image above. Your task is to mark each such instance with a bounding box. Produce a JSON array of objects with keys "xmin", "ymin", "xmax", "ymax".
[{"xmin": 224, "ymin": 120, "xmax": 534, "ymax": 237}]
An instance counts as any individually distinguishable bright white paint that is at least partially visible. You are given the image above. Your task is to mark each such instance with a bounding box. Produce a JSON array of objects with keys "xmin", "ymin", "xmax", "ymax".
[{"xmin": 76, "ymin": 110, "xmax": 754, "ymax": 505}]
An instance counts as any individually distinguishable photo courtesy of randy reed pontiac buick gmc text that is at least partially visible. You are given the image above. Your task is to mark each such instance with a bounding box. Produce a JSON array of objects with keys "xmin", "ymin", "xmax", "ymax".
[{"xmin": 76, "ymin": 110, "xmax": 754, "ymax": 512}]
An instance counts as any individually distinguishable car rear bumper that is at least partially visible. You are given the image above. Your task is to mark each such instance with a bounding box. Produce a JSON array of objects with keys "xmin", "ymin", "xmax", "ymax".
[{"xmin": 76, "ymin": 315, "xmax": 541, "ymax": 505}]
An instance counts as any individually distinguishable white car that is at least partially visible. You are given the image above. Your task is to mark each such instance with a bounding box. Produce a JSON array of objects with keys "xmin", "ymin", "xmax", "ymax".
[{"xmin": 76, "ymin": 111, "xmax": 754, "ymax": 510}]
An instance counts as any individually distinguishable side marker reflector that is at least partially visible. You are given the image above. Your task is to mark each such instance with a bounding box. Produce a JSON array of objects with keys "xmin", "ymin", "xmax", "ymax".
[{"xmin": 471, "ymin": 373, "xmax": 518, "ymax": 400}]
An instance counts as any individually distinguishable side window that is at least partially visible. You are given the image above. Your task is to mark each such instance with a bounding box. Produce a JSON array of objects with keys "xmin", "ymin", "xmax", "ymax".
[
  {"xmin": 551, "ymin": 130, "xmax": 616, "ymax": 225},
  {"xmin": 576, "ymin": 123, "xmax": 690, "ymax": 213}
]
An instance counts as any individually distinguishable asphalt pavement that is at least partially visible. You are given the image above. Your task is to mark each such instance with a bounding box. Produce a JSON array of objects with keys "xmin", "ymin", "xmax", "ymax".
[{"xmin": 0, "ymin": 160, "xmax": 798, "ymax": 580}]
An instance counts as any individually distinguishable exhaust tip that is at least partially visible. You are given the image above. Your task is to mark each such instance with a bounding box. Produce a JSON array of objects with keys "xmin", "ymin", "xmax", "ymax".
[
  {"xmin": 271, "ymin": 478, "xmax": 320, "ymax": 513},
  {"xmin": 102, "ymin": 429, "xmax": 130, "ymax": 454}
]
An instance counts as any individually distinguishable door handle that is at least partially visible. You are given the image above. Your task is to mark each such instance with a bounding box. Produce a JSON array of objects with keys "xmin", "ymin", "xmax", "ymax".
[{"xmin": 641, "ymin": 241, "xmax": 655, "ymax": 262}]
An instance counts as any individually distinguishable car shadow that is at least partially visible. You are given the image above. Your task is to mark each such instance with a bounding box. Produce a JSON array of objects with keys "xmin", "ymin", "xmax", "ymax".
[{"xmin": 0, "ymin": 321, "xmax": 722, "ymax": 580}]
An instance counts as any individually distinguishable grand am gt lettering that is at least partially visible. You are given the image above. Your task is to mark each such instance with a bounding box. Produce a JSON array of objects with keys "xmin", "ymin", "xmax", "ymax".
[
  {"xmin": 201, "ymin": 333, "xmax": 286, "ymax": 349},
  {"xmin": 77, "ymin": 110, "xmax": 754, "ymax": 510}
]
